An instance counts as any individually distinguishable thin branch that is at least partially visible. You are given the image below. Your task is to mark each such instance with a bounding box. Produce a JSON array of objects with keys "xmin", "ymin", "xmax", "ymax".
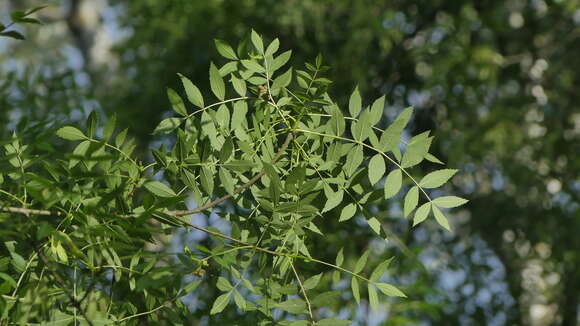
[{"xmin": 169, "ymin": 131, "xmax": 294, "ymax": 217}]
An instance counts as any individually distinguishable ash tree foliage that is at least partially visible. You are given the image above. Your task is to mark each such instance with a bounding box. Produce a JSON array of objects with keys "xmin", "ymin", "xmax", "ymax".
[{"xmin": 0, "ymin": 31, "xmax": 466, "ymax": 325}]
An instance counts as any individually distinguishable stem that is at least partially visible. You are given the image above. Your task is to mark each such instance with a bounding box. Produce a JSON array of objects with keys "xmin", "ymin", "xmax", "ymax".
[{"xmin": 170, "ymin": 132, "xmax": 294, "ymax": 216}]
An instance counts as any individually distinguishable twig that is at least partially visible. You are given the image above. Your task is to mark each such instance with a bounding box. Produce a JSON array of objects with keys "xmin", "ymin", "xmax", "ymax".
[{"xmin": 169, "ymin": 132, "xmax": 294, "ymax": 216}]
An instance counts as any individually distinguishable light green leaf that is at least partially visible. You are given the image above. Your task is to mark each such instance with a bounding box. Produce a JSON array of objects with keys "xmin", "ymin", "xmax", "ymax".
[
  {"xmin": 432, "ymin": 196, "xmax": 468, "ymax": 208},
  {"xmin": 335, "ymin": 248, "xmax": 344, "ymax": 267},
  {"xmin": 250, "ymin": 29, "xmax": 264, "ymax": 53},
  {"xmin": 153, "ymin": 117, "xmax": 182, "ymax": 134},
  {"xmin": 401, "ymin": 131, "xmax": 432, "ymax": 168},
  {"xmin": 115, "ymin": 128, "xmax": 127, "ymax": 147},
  {"xmin": 144, "ymin": 181, "xmax": 176, "ymax": 198},
  {"xmin": 274, "ymin": 298, "xmax": 306, "ymax": 314},
  {"xmin": 311, "ymin": 291, "xmax": 341, "ymax": 307},
  {"xmin": 230, "ymin": 75, "xmax": 247, "ymax": 96},
  {"xmin": 56, "ymin": 126, "xmax": 85, "ymax": 141},
  {"xmin": 351, "ymin": 277, "xmax": 360, "ymax": 304},
  {"xmin": 318, "ymin": 318, "xmax": 351, "ymax": 326},
  {"xmin": 354, "ymin": 249, "xmax": 370, "ymax": 274},
  {"xmin": 368, "ymin": 154, "xmax": 386, "ymax": 185},
  {"xmin": 271, "ymin": 67, "xmax": 292, "ymax": 90},
  {"xmin": 214, "ymin": 39, "xmax": 238, "ymax": 60},
  {"xmin": 403, "ymin": 186, "xmax": 419, "ymax": 217},
  {"xmin": 217, "ymin": 277, "xmax": 233, "ymax": 291},
  {"xmin": 376, "ymin": 282, "xmax": 406, "ymax": 297},
  {"xmin": 344, "ymin": 144, "xmax": 363, "ymax": 176},
  {"xmin": 178, "ymin": 73, "xmax": 204, "ymax": 108},
  {"xmin": 241, "ymin": 59, "xmax": 265, "ymax": 73},
  {"xmin": 432, "ymin": 205, "xmax": 451, "ymax": 231},
  {"xmin": 329, "ymin": 105, "xmax": 345, "ymax": 136},
  {"xmin": 380, "ymin": 107, "xmax": 413, "ymax": 152},
  {"xmin": 419, "ymin": 169, "xmax": 458, "ymax": 188},
  {"xmin": 369, "ymin": 95, "xmax": 385, "ymax": 125},
  {"xmin": 233, "ymin": 290, "xmax": 246, "ymax": 310},
  {"xmin": 183, "ymin": 280, "xmax": 202, "ymax": 294},
  {"xmin": 367, "ymin": 217, "xmax": 381, "ymax": 235},
  {"xmin": 210, "ymin": 292, "xmax": 231, "ymax": 314},
  {"xmin": 339, "ymin": 203, "xmax": 357, "ymax": 222},
  {"xmin": 303, "ymin": 273, "xmax": 323, "ymax": 290},
  {"xmin": 368, "ymin": 284, "xmax": 379, "ymax": 311},
  {"xmin": 265, "ymin": 38, "xmax": 280, "ymax": 57},
  {"xmin": 272, "ymin": 50, "xmax": 292, "ymax": 72},
  {"xmin": 370, "ymin": 258, "xmax": 393, "ymax": 282},
  {"xmin": 384, "ymin": 169, "xmax": 403, "ymax": 199},
  {"xmin": 200, "ymin": 166, "xmax": 214, "ymax": 195},
  {"xmin": 322, "ymin": 186, "xmax": 343, "ymax": 213},
  {"xmin": 351, "ymin": 109, "xmax": 371, "ymax": 141},
  {"xmin": 209, "ymin": 62, "xmax": 226, "ymax": 100},
  {"xmin": 425, "ymin": 153, "xmax": 444, "ymax": 164},
  {"xmin": 348, "ymin": 86, "xmax": 362, "ymax": 118},
  {"xmin": 103, "ymin": 113, "xmax": 116, "ymax": 141},
  {"xmin": 413, "ymin": 202, "xmax": 431, "ymax": 227},
  {"xmin": 167, "ymin": 88, "xmax": 187, "ymax": 116}
]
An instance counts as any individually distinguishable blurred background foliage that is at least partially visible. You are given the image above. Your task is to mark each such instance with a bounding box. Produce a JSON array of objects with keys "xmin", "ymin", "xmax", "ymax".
[{"xmin": 1, "ymin": 0, "xmax": 579, "ymax": 325}]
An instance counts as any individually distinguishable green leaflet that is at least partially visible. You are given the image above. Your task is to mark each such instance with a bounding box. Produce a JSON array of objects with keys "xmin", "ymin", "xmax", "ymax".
[
  {"xmin": 368, "ymin": 284, "xmax": 379, "ymax": 311},
  {"xmin": 370, "ymin": 258, "xmax": 393, "ymax": 282},
  {"xmin": 432, "ymin": 205, "xmax": 451, "ymax": 231},
  {"xmin": 303, "ymin": 273, "xmax": 323, "ymax": 290},
  {"xmin": 56, "ymin": 126, "xmax": 85, "ymax": 141},
  {"xmin": 351, "ymin": 277, "xmax": 360, "ymax": 304},
  {"xmin": 230, "ymin": 75, "xmax": 247, "ymax": 96},
  {"xmin": 322, "ymin": 185, "xmax": 344, "ymax": 213},
  {"xmin": 369, "ymin": 95, "xmax": 385, "ymax": 125},
  {"xmin": 167, "ymin": 87, "xmax": 187, "ymax": 116},
  {"xmin": 318, "ymin": 319, "xmax": 351, "ymax": 326},
  {"xmin": 329, "ymin": 104, "xmax": 345, "ymax": 136},
  {"xmin": 209, "ymin": 62, "xmax": 226, "ymax": 100},
  {"xmin": 144, "ymin": 181, "xmax": 176, "ymax": 198},
  {"xmin": 401, "ymin": 131, "xmax": 432, "ymax": 168},
  {"xmin": 265, "ymin": 38, "xmax": 280, "ymax": 57},
  {"xmin": 432, "ymin": 196, "xmax": 469, "ymax": 208},
  {"xmin": 272, "ymin": 50, "xmax": 292, "ymax": 72},
  {"xmin": 367, "ymin": 217, "xmax": 381, "ymax": 235},
  {"xmin": 274, "ymin": 298, "xmax": 306, "ymax": 314},
  {"xmin": 344, "ymin": 144, "xmax": 363, "ymax": 176},
  {"xmin": 200, "ymin": 166, "xmax": 214, "ymax": 195},
  {"xmin": 384, "ymin": 169, "xmax": 403, "ymax": 199},
  {"xmin": 380, "ymin": 106, "xmax": 413, "ymax": 152},
  {"xmin": 250, "ymin": 29, "xmax": 264, "ymax": 53},
  {"xmin": 178, "ymin": 73, "xmax": 204, "ymax": 108},
  {"xmin": 376, "ymin": 282, "xmax": 406, "ymax": 297},
  {"xmin": 419, "ymin": 169, "xmax": 458, "ymax": 188},
  {"xmin": 214, "ymin": 39, "xmax": 238, "ymax": 60},
  {"xmin": 351, "ymin": 109, "xmax": 371, "ymax": 141},
  {"xmin": 210, "ymin": 292, "xmax": 231, "ymax": 315},
  {"xmin": 368, "ymin": 154, "xmax": 386, "ymax": 185},
  {"xmin": 153, "ymin": 117, "xmax": 182, "ymax": 134},
  {"xmin": 339, "ymin": 203, "xmax": 356, "ymax": 222},
  {"xmin": 403, "ymin": 186, "xmax": 419, "ymax": 217},
  {"xmin": 348, "ymin": 86, "xmax": 362, "ymax": 118},
  {"xmin": 354, "ymin": 249, "xmax": 370, "ymax": 273},
  {"xmin": 271, "ymin": 67, "xmax": 292, "ymax": 90},
  {"xmin": 413, "ymin": 202, "xmax": 431, "ymax": 227}
]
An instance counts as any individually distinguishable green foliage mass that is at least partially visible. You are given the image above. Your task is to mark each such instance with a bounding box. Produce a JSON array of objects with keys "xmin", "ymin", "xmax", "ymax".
[{"xmin": 0, "ymin": 32, "xmax": 466, "ymax": 324}]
